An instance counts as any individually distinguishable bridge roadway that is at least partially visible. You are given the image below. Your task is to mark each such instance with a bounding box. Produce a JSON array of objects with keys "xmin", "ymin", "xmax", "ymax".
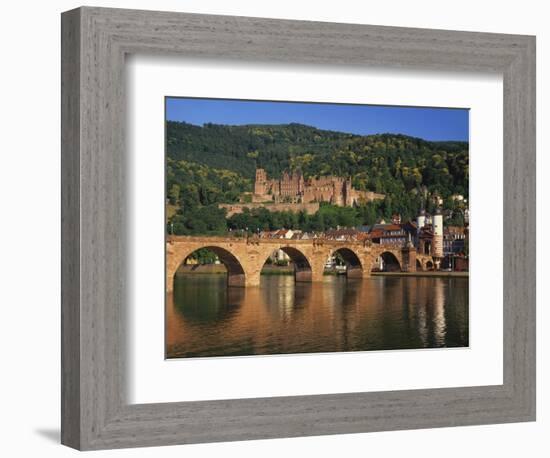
[{"xmin": 167, "ymin": 235, "xmax": 433, "ymax": 290}]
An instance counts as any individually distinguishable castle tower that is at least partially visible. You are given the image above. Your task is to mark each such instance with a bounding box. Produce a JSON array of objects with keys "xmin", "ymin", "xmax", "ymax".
[
  {"xmin": 280, "ymin": 171, "xmax": 291, "ymax": 197},
  {"xmin": 254, "ymin": 168, "xmax": 267, "ymax": 195},
  {"xmin": 289, "ymin": 171, "xmax": 304, "ymax": 202},
  {"xmin": 417, "ymin": 208, "xmax": 426, "ymax": 232},
  {"xmin": 297, "ymin": 171, "xmax": 304, "ymax": 196},
  {"xmin": 432, "ymin": 208, "xmax": 444, "ymax": 260},
  {"xmin": 344, "ymin": 177, "xmax": 352, "ymax": 206}
]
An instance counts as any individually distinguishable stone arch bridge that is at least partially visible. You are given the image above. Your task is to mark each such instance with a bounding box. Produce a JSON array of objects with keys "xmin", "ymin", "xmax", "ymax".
[{"xmin": 167, "ymin": 235, "xmax": 431, "ymax": 291}]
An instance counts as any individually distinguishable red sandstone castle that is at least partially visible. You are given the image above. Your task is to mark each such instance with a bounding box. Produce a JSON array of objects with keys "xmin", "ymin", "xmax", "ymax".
[{"xmin": 253, "ymin": 168, "xmax": 384, "ymax": 207}]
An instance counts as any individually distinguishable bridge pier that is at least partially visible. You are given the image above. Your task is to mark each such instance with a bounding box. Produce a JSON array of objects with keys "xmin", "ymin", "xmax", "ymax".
[
  {"xmin": 311, "ymin": 267, "xmax": 324, "ymax": 283},
  {"xmin": 401, "ymin": 245, "xmax": 417, "ymax": 272},
  {"xmin": 228, "ymin": 273, "xmax": 247, "ymax": 287},
  {"xmin": 242, "ymin": 271, "xmax": 261, "ymax": 287},
  {"xmin": 346, "ymin": 265, "xmax": 363, "ymax": 278},
  {"xmin": 295, "ymin": 268, "xmax": 312, "ymax": 282}
]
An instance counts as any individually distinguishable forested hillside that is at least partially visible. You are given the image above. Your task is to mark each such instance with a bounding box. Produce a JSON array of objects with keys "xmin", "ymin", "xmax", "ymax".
[{"xmin": 166, "ymin": 121, "xmax": 469, "ymax": 235}]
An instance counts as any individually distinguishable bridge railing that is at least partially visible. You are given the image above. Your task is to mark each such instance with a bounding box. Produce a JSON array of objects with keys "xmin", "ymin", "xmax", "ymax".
[{"xmin": 167, "ymin": 234, "xmax": 378, "ymax": 248}]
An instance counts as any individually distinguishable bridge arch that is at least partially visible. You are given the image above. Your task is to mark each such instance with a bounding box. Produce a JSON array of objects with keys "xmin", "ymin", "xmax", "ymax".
[
  {"xmin": 171, "ymin": 245, "xmax": 247, "ymax": 288},
  {"xmin": 372, "ymin": 250, "xmax": 402, "ymax": 272},
  {"xmin": 326, "ymin": 247, "xmax": 364, "ymax": 279},
  {"xmin": 415, "ymin": 254, "xmax": 434, "ymax": 273},
  {"xmin": 262, "ymin": 245, "xmax": 314, "ymax": 282}
]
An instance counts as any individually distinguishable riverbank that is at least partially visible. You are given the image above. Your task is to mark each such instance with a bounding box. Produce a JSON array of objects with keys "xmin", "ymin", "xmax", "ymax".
[
  {"xmin": 261, "ymin": 265, "xmax": 294, "ymax": 275},
  {"xmin": 176, "ymin": 265, "xmax": 227, "ymax": 275},
  {"xmin": 372, "ymin": 271, "xmax": 468, "ymax": 278},
  {"xmin": 176, "ymin": 264, "xmax": 296, "ymax": 276},
  {"xmin": 176, "ymin": 264, "xmax": 468, "ymax": 278}
]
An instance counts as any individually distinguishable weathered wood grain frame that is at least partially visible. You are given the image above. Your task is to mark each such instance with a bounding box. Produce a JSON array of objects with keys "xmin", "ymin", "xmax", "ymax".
[{"xmin": 61, "ymin": 6, "xmax": 536, "ymax": 450}]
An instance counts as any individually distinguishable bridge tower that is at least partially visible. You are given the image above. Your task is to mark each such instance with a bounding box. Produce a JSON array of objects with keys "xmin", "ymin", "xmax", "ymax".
[
  {"xmin": 400, "ymin": 233, "xmax": 417, "ymax": 272},
  {"xmin": 417, "ymin": 208, "xmax": 426, "ymax": 231},
  {"xmin": 432, "ymin": 208, "xmax": 444, "ymax": 269}
]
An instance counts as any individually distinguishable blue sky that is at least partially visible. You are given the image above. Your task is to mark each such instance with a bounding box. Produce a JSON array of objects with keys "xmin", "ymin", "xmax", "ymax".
[{"xmin": 166, "ymin": 97, "xmax": 469, "ymax": 142}]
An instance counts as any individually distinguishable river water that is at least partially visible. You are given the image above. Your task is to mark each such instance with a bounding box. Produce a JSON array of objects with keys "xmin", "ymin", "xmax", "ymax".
[{"xmin": 166, "ymin": 274, "xmax": 469, "ymax": 359}]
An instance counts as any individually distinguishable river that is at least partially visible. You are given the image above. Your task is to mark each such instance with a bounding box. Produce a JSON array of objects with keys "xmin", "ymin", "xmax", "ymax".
[{"xmin": 166, "ymin": 274, "xmax": 469, "ymax": 359}]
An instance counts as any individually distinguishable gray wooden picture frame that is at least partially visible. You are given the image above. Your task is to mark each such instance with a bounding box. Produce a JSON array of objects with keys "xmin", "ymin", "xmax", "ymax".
[{"xmin": 61, "ymin": 6, "xmax": 536, "ymax": 451}]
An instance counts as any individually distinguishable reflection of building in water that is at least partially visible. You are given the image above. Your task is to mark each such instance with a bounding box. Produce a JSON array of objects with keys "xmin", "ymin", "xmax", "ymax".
[
  {"xmin": 261, "ymin": 276, "xmax": 298, "ymax": 316},
  {"xmin": 406, "ymin": 276, "xmax": 446, "ymax": 348},
  {"xmin": 416, "ymin": 278, "xmax": 429, "ymax": 347},
  {"xmin": 432, "ymin": 278, "xmax": 446, "ymax": 346}
]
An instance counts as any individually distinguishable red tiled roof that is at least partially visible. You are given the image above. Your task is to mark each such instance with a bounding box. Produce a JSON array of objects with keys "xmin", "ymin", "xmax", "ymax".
[
  {"xmin": 445, "ymin": 226, "xmax": 465, "ymax": 235},
  {"xmin": 368, "ymin": 229, "xmax": 385, "ymax": 239}
]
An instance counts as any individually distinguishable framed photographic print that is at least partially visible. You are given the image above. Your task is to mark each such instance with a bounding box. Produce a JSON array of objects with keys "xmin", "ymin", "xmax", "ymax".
[
  {"xmin": 61, "ymin": 6, "xmax": 536, "ymax": 450},
  {"xmin": 164, "ymin": 97, "xmax": 470, "ymax": 360}
]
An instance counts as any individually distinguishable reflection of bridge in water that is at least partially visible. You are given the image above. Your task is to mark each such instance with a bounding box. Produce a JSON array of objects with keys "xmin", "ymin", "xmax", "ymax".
[
  {"xmin": 167, "ymin": 235, "xmax": 435, "ymax": 290},
  {"xmin": 166, "ymin": 275, "xmax": 468, "ymax": 357}
]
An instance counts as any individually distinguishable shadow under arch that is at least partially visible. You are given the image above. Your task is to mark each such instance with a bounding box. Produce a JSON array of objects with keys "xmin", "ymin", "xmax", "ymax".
[
  {"xmin": 328, "ymin": 247, "xmax": 364, "ymax": 278},
  {"xmin": 172, "ymin": 274, "xmax": 245, "ymax": 323},
  {"xmin": 373, "ymin": 251, "xmax": 402, "ymax": 272},
  {"xmin": 416, "ymin": 259, "xmax": 423, "ymax": 271},
  {"xmin": 177, "ymin": 245, "xmax": 246, "ymax": 287},
  {"xmin": 265, "ymin": 246, "xmax": 313, "ymax": 282}
]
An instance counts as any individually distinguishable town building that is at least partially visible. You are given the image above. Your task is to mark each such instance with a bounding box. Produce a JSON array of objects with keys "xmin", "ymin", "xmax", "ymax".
[
  {"xmin": 368, "ymin": 222, "xmax": 416, "ymax": 247},
  {"xmin": 323, "ymin": 228, "xmax": 368, "ymax": 242},
  {"xmin": 443, "ymin": 226, "xmax": 467, "ymax": 255},
  {"xmin": 440, "ymin": 225, "xmax": 468, "ymax": 270}
]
